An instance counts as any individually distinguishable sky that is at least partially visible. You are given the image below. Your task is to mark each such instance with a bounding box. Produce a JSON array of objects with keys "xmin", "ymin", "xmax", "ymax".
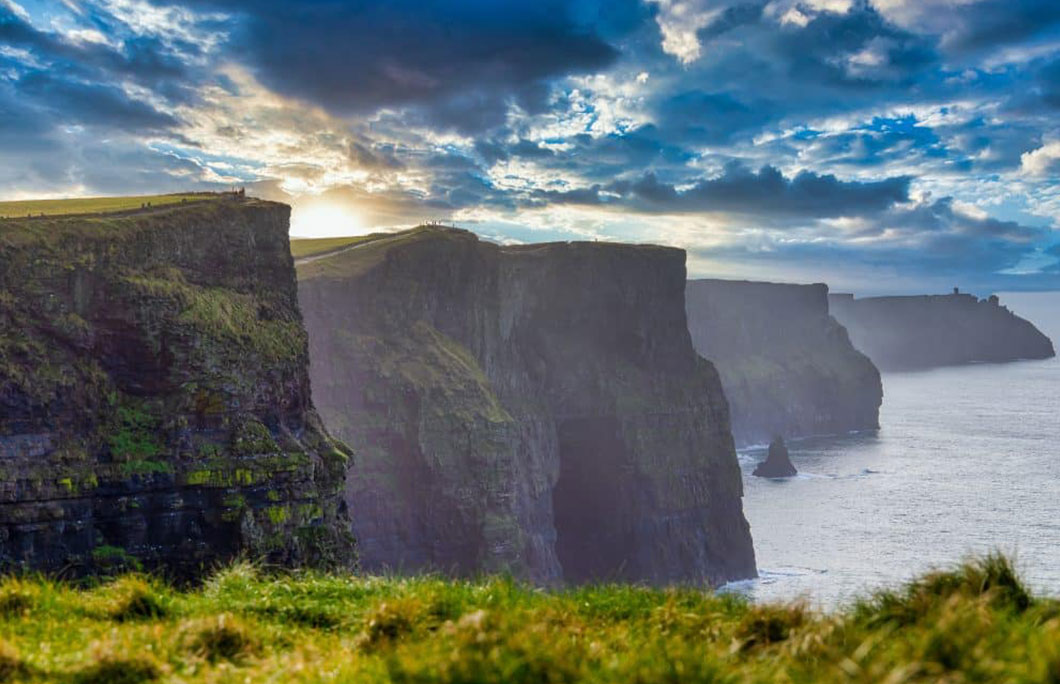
[{"xmin": 1, "ymin": 0, "xmax": 1059, "ymax": 293}]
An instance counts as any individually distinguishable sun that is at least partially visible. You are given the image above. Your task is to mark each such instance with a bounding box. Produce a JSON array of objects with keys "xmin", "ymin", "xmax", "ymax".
[{"xmin": 289, "ymin": 202, "xmax": 363, "ymax": 238}]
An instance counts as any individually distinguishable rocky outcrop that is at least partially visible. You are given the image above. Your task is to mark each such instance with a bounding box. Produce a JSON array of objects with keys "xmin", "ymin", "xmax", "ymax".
[
  {"xmin": 829, "ymin": 292, "xmax": 1056, "ymax": 371},
  {"xmin": 297, "ymin": 226, "xmax": 756, "ymax": 587},
  {"xmin": 753, "ymin": 438, "xmax": 797, "ymax": 478},
  {"xmin": 0, "ymin": 199, "xmax": 352, "ymax": 576},
  {"xmin": 686, "ymin": 279, "xmax": 882, "ymax": 447}
]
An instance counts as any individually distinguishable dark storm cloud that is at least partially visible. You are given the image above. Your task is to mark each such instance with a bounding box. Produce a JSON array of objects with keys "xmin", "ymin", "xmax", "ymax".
[
  {"xmin": 940, "ymin": 0, "xmax": 1060, "ymax": 54},
  {"xmin": 15, "ymin": 70, "xmax": 178, "ymax": 131},
  {"xmin": 699, "ymin": 1, "xmax": 766, "ymax": 41},
  {"xmin": 614, "ymin": 164, "xmax": 911, "ymax": 218},
  {"xmin": 514, "ymin": 162, "xmax": 912, "ymax": 221},
  {"xmin": 891, "ymin": 198, "xmax": 1042, "ymax": 243},
  {"xmin": 654, "ymin": 91, "xmax": 777, "ymax": 145},
  {"xmin": 157, "ymin": 0, "xmax": 625, "ymax": 126},
  {"xmin": 772, "ymin": 2, "xmax": 936, "ymax": 87},
  {"xmin": 1031, "ymin": 57, "xmax": 1060, "ymax": 109},
  {"xmin": 528, "ymin": 185, "xmax": 607, "ymax": 206}
]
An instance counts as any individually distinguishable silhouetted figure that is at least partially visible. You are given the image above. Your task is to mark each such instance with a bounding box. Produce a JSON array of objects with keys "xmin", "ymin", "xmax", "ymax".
[
  {"xmin": 953, "ymin": 286, "xmax": 960, "ymax": 295},
  {"xmin": 753, "ymin": 436, "xmax": 797, "ymax": 478}
]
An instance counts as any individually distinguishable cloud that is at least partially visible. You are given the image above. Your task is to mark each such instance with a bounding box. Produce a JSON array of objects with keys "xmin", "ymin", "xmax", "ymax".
[
  {"xmin": 15, "ymin": 70, "xmax": 178, "ymax": 131},
  {"xmin": 611, "ymin": 163, "xmax": 911, "ymax": 218},
  {"xmin": 771, "ymin": 2, "xmax": 936, "ymax": 87},
  {"xmin": 156, "ymin": 0, "xmax": 624, "ymax": 130},
  {"xmin": 938, "ymin": 0, "xmax": 1060, "ymax": 55},
  {"xmin": 654, "ymin": 91, "xmax": 777, "ymax": 144},
  {"xmin": 682, "ymin": 194, "xmax": 1054, "ymax": 292},
  {"xmin": 646, "ymin": 0, "xmax": 721, "ymax": 64},
  {"xmin": 1020, "ymin": 141, "xmax": 1060, "ymax": 177},
  {"xmin": 2, "ymin": 0, "xmax": 1059, "ymax": 292}
]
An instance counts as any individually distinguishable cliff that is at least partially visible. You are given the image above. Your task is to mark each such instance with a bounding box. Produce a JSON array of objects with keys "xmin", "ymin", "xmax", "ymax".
[
  {"xmin": 829, "ymin": 292, "xmax": 1056, "ymax": 371},
  {"xmin": 297, "ymin": 227, "xmax": 755, "ymax": 586},
  {"xmin": 0, "ymin": 198, "xmax": 352, "ymax": 576},
  {"xmin": 686, "ymin": 279, "xmax": 882, "ymax": 447}
]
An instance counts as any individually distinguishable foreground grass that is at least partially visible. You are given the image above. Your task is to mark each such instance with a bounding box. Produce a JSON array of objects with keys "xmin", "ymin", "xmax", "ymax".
[
  {"xmin": 0, "ymin": 555, "xmax": 1056, "ymax": 683},
  {"xmin": 0, "ymin": 194, "xmax": 217, "ymax": 218}
]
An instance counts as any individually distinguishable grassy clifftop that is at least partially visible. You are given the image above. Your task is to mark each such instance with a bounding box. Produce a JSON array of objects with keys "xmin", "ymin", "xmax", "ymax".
[
  {"xmin": 0, "ymin": 555, "xmax": 1052, "ymax": 682},
  {"xmin": 0, "ymin": 193, "xmax": 226, "ymax": 219}
]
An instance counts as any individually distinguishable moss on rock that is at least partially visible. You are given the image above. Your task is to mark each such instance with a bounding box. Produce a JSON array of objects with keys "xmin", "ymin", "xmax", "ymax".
[{"xmin": 0, "ymin": 198, "xmax": 354, "ymax": 577}]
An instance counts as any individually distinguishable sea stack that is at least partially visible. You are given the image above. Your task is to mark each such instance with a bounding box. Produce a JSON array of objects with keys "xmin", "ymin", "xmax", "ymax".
[
  {"xmin": 297, "ymin": 226, "xmax": 757, "ymax": 587},
  {"xmin": 753, "ymin": 437, "xmax": 797, "ymax": 478}
]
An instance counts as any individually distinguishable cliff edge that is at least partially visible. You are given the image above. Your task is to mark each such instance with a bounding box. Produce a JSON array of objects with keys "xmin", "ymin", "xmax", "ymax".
[
  {"xmin": 829, "ymin": 292, "xmax": 1056, "ymax": 371},
  {"xmin": 297, "ymin": 227, "xmax": 755, "ymax": 586},
  {"xmin": 686, "ymin": 279, "xmax": 882, "ymax": 447},
  {"xmin": 0, "ymin": 198, "xmax": 352, "ymax": 576}
]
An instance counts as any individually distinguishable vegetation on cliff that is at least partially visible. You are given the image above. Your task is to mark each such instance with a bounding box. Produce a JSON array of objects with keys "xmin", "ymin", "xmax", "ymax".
[
  {"xmin": 0, "ymin": 193, "xmax": 223, "ymax": 219},
  {"xmin": 297, "ymin": 226, "xmax": 754, "ymax": 586},
  {"xmin": 0, "ymin": 555, "xmax": 1051, "ymax": 682},
  {"xmin": 290, "ymin": 235, "xmax": 384, "ymax": 259},
  {"xmin": 0, "ymin": 197, "xmax": 352, "ymax": 576}
]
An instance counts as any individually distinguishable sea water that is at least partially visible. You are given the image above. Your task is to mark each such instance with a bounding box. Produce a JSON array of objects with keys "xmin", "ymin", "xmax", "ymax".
[{"xmin": 729, "ymin": 291, "xmax": 1060, "ymax": 608}]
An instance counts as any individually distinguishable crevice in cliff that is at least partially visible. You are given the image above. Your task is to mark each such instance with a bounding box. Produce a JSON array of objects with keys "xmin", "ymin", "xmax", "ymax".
[{"xmin": 299, "ymin": 226, "xmax": 757, "ymax": 586}]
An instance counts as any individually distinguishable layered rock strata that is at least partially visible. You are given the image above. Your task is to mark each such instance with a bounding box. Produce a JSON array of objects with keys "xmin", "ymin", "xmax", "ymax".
[
  {"xmin": 298, "ymin": 227, "xmax": 756, "ymax": 586},
  {"xmin": 0, "ymin": 199, "xmax": 352, "ymax": 576}
]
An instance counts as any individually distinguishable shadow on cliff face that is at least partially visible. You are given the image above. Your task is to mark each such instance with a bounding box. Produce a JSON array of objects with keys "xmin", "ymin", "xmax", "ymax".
[
  {"xmin": 297, "ymin": 226, "xmax": 757, "ymax": 587},
  {"xmin": 553, "ymin": 417, "xmax": 636, "ymax": 583},
  {"xmin": 686, "ymin": 279, "xmax": 882, "ymax": 448}
]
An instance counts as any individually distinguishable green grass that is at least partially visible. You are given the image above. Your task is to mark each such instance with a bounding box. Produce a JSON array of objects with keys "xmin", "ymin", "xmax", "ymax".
[
  {"xmin": 0, "ymin": 194, "xmax": 222, "ymax": 219},
  {"xmin": 289, "ymin": 234, "xmax": 386, "ymax": 259},
  {"xmin": 0, "ymin": 554, "xmax": 1055, "ymax": 682},
  {"xmin": 295, "ymin": 226, "xmax": 466, "ymax": 279}
]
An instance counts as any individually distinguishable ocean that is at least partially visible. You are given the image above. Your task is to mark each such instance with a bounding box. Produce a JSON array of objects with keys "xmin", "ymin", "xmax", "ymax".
[{"xmin": 728, "ymin": 291, "xmax": 1060, "ymax": 608}]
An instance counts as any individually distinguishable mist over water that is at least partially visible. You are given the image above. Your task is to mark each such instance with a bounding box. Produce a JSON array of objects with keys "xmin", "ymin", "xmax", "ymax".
[{"xmin": 730, "ymin": 291, "xmax": 1060, "ymax": 608}]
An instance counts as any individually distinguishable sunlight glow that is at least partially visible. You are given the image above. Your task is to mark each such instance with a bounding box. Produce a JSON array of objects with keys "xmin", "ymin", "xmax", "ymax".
[{"xmin": 289, "ymin": 202, "xmax": 363, "ymax": 238}]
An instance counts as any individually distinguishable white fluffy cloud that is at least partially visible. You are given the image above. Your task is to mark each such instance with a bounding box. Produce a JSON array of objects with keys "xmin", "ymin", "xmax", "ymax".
[
  {"xmin": 645, "ymin": 0, "xmax": 723, "ymax": 64},
  {"xmin": 1020, "ymin": 141, "xmax": 1060, "ymax": 177}
]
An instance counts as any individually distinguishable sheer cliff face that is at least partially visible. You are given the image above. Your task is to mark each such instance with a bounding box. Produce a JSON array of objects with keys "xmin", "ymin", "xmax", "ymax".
[
  {"xmin": 298, "ymin": 227, "xmax": 756, "ymax": 586},
  {"xmin": 829, "ymin": 293, "xmax": 1056, "ymax": 371},
  {"xmin": 0, "ymin": 200, "xmax": 352, "ymax": 576},
  {"xmin": 686, "ymin": 280, "xmax": 882, "ymax": 447}
]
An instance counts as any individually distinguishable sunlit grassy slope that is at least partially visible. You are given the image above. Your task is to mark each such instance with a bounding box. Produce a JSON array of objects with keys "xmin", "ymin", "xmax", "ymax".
[
  {"xmin": 0, "ymin": 194, "xmax": 220, "ymax": 219},
  {"xmin": 0, "ymin": 555, "xmax": 1054, "ymax": 682},
  {"xmin": 289, "ymin": 234, "xmax": 389, "ymax": 259}
]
